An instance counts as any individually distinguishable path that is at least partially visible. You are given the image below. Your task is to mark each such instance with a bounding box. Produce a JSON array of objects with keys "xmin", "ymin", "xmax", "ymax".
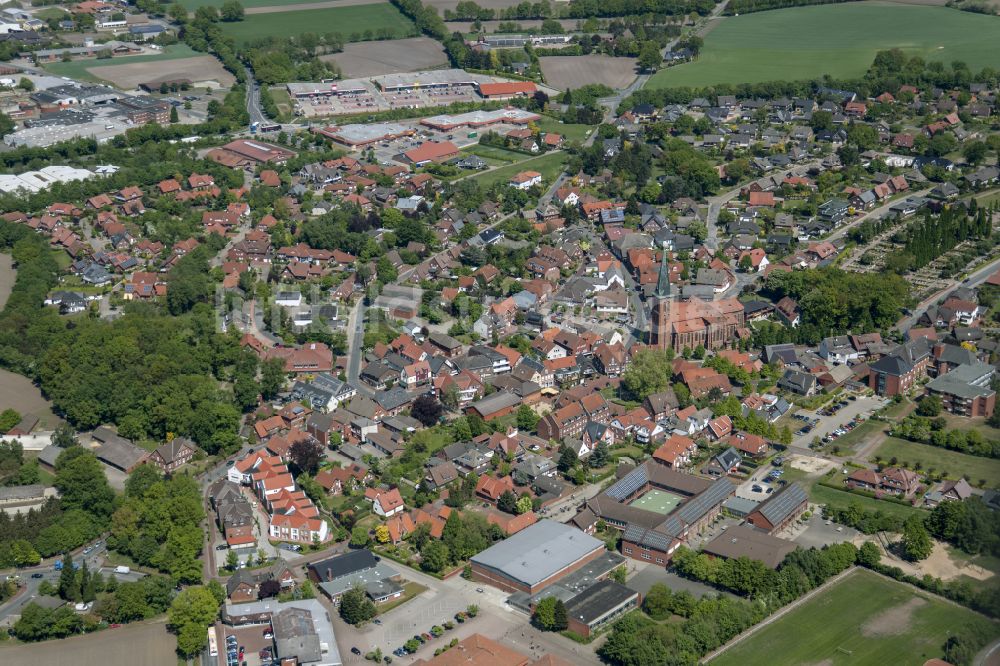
[
  {"xmin": 345, "ymin": 296, "xmax": 370, "ymax": 397},
  {"xmin": 0, "ymin": 253, "xmax": 14, "ymax": 310}
]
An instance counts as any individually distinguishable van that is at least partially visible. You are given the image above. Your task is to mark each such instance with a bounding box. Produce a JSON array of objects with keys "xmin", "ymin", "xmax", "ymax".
[{"xmin": 114, "ymin": 565, "xmax": 130, "ymax": 574}]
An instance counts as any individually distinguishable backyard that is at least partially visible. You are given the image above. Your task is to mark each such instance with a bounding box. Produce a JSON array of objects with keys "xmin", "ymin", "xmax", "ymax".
[
  {"xmin": 648, "ymin": 3, "xmax": 1000, "ymax": 88},
  {"xmin": 711, "ymin": 569, "xmax": 996, "ymax": 666}
]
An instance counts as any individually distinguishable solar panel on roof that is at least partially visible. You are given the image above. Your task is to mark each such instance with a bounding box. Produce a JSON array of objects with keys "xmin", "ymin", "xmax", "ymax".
[{"xmin": 607, "ymin": 466, "xmax": 648, "ymax": 500}]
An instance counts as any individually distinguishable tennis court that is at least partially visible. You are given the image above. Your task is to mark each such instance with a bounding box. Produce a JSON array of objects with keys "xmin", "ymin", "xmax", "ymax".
[{"xmin": 629, "ymin": 489, "xmax": 683, "ymax": 515}]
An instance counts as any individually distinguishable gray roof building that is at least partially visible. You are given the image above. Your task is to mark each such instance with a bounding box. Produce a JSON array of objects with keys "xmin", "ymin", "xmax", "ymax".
[{"xmin": 702, "ymin": 524, "xmax": 796, "ymax": 568}]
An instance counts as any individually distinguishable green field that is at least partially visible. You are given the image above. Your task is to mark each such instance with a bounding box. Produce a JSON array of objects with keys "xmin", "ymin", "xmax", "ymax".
[
  {"xmin": 41, "ymin": 44, "xmax": 201, "ymax": 82},
  {"xmin": 630, "ymin": 489, "xmax": 683, "ymax": 515},
  {"xmin": 649, "ymin": 3, "xmax": 1000, "ymax": 89},
  {"xmin": 470, "ymin": 151, "xmax": 566, "ymax": 188},
  {"xmin": 535, "ymin": 116, "xmax": 593, "ymax": 142},
  {"xmin": 218, "ymin": 4, "xmax": 415, "ymax": 45},
  {"xmin": 462, "ymin": 144, "xmax": 524, "ymax": 163},
  {"xmin": 712, "ymin": 569, "xmax": 997, "ymax": 666},
  {"xmin": 874, "ymin": 437, "xmax": 1000, "ymax": 487},
  {"xmin": 179, "ymin": 0, "xmax": 332, "ymax": 8},
  {"xmin": 809, "ymin": 483, "xmax": 926, "ymax": 521}
]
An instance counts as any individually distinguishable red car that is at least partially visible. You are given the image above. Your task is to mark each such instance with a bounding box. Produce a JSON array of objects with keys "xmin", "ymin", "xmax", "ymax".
[{"xmin": 109, "ymin": 624, "xmax": 122, "ymax": 629}]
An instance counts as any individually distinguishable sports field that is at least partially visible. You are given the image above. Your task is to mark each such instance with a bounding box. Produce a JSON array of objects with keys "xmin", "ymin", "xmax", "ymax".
[
  {"xmin": 218, "ymin": 3, "xmax": 415, "ymax": 44},
  {"xmin": 648, "ymin": 2, "xmax": 1000, "ymax": 89},
  {"xmin": 711, "ymin": 569, "xmax": 998, "ymax": 666},
  {"xmin": 629, "ymin": 489, "xmax": 683, "ymax": 515}
]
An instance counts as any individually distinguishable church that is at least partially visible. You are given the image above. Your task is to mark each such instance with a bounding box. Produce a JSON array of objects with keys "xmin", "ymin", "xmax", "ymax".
[{"xmin": 649, "ymin": 248, "xmax": 747, "ymax": 352}]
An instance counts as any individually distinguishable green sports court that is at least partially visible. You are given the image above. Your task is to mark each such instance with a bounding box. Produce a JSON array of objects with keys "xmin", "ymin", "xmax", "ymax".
[{"xmin": 629, "ymin": 489, "xmax": 684, "ymax": 515}]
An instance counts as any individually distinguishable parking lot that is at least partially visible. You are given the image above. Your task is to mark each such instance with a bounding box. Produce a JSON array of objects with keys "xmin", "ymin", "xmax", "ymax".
[
  {"xmin": 790, "ymin": 394, "xmax": 886, "ymax": 449},
  {"xmin": 221, "ymin": 623, "xmax": 274, "ymax": 666},
  {"xmin": 783, "ymin": 512, "xmax": 860, "ymax": 549},
  {"xmin": 626, "ymin": 561, "xmax": 734, "ymax": 600}
]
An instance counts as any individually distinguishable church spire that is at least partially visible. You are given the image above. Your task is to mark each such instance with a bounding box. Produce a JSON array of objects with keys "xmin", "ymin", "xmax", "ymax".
[{"xmin": 654, "ymin": 242, "xmax": 671, "ymax": 300}]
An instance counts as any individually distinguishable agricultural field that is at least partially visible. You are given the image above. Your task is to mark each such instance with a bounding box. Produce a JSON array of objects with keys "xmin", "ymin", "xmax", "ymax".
[
  {"xmin": 712, "ymin": 569, "xmax": 997, "ymax": 666},
  {"xmin": 648, "ymin": 3, "xmax": 1000, "ymax": 89},
  {"xmin": 540, "ymin": 55, "xmax": 638, "ymax": 90},
  {"xmin": 218, "ymin": 3, "xmax": 415, "ymax": 45},
  {"xmin": 178, "ymin": 0, "xmax": 336, "ymax": 9},
  {"xmin": 88, "ymin": 56, "xmax": 235, "ymax": 90},
  {"xmin": 469, "ymin": 151, "xmax": 566, "ymax": 188},
  {"xmin": 322, "ymin": 37, "xmax": 447, "ymax": 78},
  {"xmin": 874, "ymin": 437, "xmax": 1000, "ymax": 487}
]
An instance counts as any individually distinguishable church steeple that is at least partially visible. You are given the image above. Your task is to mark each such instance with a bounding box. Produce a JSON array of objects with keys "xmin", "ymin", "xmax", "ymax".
[{"xmin": 654, "ymin": 242, "xmax": 671, "ymax": 299}]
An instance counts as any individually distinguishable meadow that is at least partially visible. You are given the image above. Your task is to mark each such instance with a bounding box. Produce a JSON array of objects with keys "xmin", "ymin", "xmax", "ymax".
[
  {"xmin": 218, "ymin": 3, "xmax": 415, "ymax": 44},
  {"xmin": 469, "ymin": 151, "xmax": 567, "ymax": 188},
  {"xmin": 711, "ymin": 569, "xmax": 997, "ymax": 666},
  {"xmin": 874, "ymin": 437, "xmax": 1000, "ymax": 487},
  {"xmin": 648, "ymin": 3, "xmax": 1000, "ymax": 89}
]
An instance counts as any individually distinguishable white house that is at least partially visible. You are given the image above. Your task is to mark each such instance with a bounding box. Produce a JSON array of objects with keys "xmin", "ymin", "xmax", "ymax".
[
  {"xmin": 509, "ymin": 170, "xmax": 542, "ymax": 190},
  {"xmin": 365, "ymin": 488, "xmax": 404, "ymax": 517}
]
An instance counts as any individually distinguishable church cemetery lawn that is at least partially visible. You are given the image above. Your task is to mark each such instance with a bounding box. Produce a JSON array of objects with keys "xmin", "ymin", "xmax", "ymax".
[
  {"xmin": 648, "ymin": 3, "xmax": 1000, "ymax": 89},
  {"xmin": 710, "ymin": 569, "xmax": 996, "ymax": 666},
  {"xmin": 874, "ymin": 437, "xmax": 1000, "ymax": 487},
  {"xmin": 218, "ymin": 4, "xmax": 415, "ymax": 45}
]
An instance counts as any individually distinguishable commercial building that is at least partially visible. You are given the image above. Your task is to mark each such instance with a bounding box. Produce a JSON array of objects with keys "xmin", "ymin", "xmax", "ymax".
[
  {"xmin": 222, "ymin": 598, "xmax": 342, "ymax": 666},
  {"xmin": 420, "ymin": 107, "xmax": 540, "ymax": 131},
  {"xmin": 317, "ymin": 122, "xmax": 415, "ymax": 147},
  {"xmin": 308, "ymin": 550, "xmax": 403, "ymax": 604},
  {"xmin": 563, "ymin": 579, "xmax": 640, "ymax": 637},
  {"xmin": 373, "ymin": 69, "xmax": 480, "ymax": 93},
  {"xmin": 470, "ymin": 520, "xmax": 606, "ymax": 594},
  {"xmin": 476, "ymin": 81, "xmax": 537, "ymax": 99},
  {"xmin": 403, "ymin": 140, "xmax": 461, "ymax": 166},
  {"xmin": 209, "ymin": 139, "xmax": 296, "ymax": 168}
]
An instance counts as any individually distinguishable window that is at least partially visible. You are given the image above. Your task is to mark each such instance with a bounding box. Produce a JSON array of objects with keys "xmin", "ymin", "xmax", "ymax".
[
  {"xmin": 623, "ymin": 547, "xmax": 632, "ymax": 555},
  {"xmin": 641, "ymin": 553, "xmax": 650, "ymax": 560},
  {"xmin": 656, "ymin": 558, "xmax": 664, "ymax": 564}
]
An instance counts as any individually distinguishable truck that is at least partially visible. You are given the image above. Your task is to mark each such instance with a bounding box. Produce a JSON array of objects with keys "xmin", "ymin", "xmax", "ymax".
[
  {"xmin": 114, "ymin": 566, "xmax": 130, "ymax": 575},
  {"xmin": 250, "ymin": 122, "xmax": 260, "ymax": 134}
]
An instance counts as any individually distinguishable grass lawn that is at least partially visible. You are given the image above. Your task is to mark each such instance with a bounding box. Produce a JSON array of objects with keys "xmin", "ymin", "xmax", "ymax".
[
  {"xmin": 874, "ymin": 437, "xmax": 1000, "ymax": 487},
  {"xmin": 377, "ymin": 581, "xmax": 428, "ymax": 615},
  {"xmin": 535, "ymin": 116, "xmax": 592, "ymax": 142},
  {"xmin": 648, "ymin": 3, "xmax": 1000, "ymax": 89},
  {"xmin": 219, "ymin": 4, "xmax": 415, "ymax": 45},
  {"xmin": 267, "ymin": 86, "xmax": 294, "ymax": 122},
  {"xmin": 810, "ymin": 483, "xmax": 926, "ymax": 522},
  {"xmin": 41, "ymin": 44, "xmax": 202, "ymax": 82},
  {"xmin": 469, "ymin": 151, "xmax": 566, "ymax": 188},
  {"xmin": 832, "ymin": 419, "xmax": 885, "ymax": 452},
  {"xmin": 711, "ymin": 569, "xmax": 996, "ymax": 666},
  {"xmin": 462, "ymin": 144, "xmax": 524, "ymax": 163}
]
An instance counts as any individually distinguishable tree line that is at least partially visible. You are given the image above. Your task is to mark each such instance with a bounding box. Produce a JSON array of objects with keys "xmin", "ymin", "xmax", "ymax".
[
  {"xmin": 724, "ymin": 0, "xmax": 860, "ymax": 15},
  {"xmin": 885, "ymin": 205, "xmax": 992, "ymax": 275}
]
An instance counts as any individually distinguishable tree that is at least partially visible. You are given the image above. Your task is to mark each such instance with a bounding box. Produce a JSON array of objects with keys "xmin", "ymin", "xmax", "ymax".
[
  {"xmin": 622, "ymin": 349, "xmax": 672, "ymax": 400},
  {"xmin": 58, "ymin": 554, "xmax": 80, "ymax": 601},
  {"xmin": 225, "ymin": 549, "xmax": 239, "ymax": 571},
  {"xmin": 497, "ymin": 490, "xmax": 518, "ymax": 514},
  {"xmin": 516, "ymin": 404, "xmax": 539, "ymax": 432},
  {"xmin": 901, "ymin": 515, "xmax": 932, "ymax": 561},
  {"xmin": 219, "ymin": 0, "xmax": 244, "ymax": 20},
  {"xmin": 168, "ymin": 586, "xmax": 220, "ymax": 656},
  {"xmin": 515, "ymin": 495, "xmax": 533, "ymax": 515},
  {"xmin": 52, "ymin": 423, "xmax": 78, "ymax": 448},
  {"xmin": 637, "ymin": 41, "xmax": 662, "ymax": 72},
  {"xmin": 558, "ymin": 445, "xmax": 578, "ymax": 473},
  {"xmin": 258, "ymin": 579, "xmax": 281, "ymax": 599},
  {"xmin": 125, "ymin": 463, "xmax": 162, "ymax": 498},
  {"xmin": 916, "ymin": 394, "xmax": 942, "ymax": 417},
  {"xmin": 857, "ymin": 541, "xmax": 882, "ymax": 568},
  {"xmin": 420, "ymin": 540, "xmax": 450, "ymax": 573},
  {"xmin": 350, "ymin": 525, "xmax": 370, "ymax": 548},
  {"xmin": 532, "ymin": 596, "xmax": 557, "ymax": 630},
  {"xmin": 260, "ymin": 357, "xmax": 286, "ymax": 399},
  {"xmin": 289, "ymin": 438, "xmax": 323, "ymax": 476},
  {"xmin": 339, "ymin": 585, "xmax": 376, "ymax": 624},
  {"xmin": 962, "ymin": 140, "xmax": 988, "ymax": 166},
  {"xmin": 551, "ymin": 598, "xmax": 568, "ymax": 631},
  {"xmin": 589, "ymin": 440, "xmax": 609, "ymax": 469},
  {"xmin": 55, "ymin": 448, "xmax": 115, "ymax": 518},
  {"xmin": 375, "ymin": 525, "xmax": 390, "ymax": 544},
  {"xmin": 0, "ymin": 409, "xmax": 19, "ymax": 432},
  {"xmin": 410, "ymin": 394, "xmax": 443, "ymax": 427},
  {"xmin": 169, "ymin": 106, "xmax": 179, "ymax": 124}
]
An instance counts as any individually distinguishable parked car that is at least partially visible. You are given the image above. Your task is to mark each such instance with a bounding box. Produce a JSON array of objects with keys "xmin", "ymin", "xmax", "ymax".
[
  {"xmin": 31, "ymin": 573, "xmax": 43, "ymax": 578},
  {"xmin": 216, "ymin": 544, "xmax": 229, "ymax": 551},
  {"xmin": 351, "ymin": 647, "xmax": 362, "ymax": 655}
]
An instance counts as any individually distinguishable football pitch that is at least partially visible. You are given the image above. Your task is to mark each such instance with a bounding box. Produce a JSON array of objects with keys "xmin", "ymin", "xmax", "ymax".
[
  {"xmin": 648, "ymin": 3, "xmax": 1000, "ymax": 88},
  {"xmin": 711, "ymin": 569, "xmax": 998, "ymax": 666},
  {"xmin": 629, "ymin": 489, "xmax": 683, "ymax": 515}
]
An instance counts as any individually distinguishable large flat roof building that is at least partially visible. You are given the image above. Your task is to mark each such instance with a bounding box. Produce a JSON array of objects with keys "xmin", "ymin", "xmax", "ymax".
[
  {"xmin": 470, "ymin": 520, "xmax": 605, "ymax": 594},
  {"xmin": 702, "ymin": 524, "xmax": 797, "ymax": 568}
]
